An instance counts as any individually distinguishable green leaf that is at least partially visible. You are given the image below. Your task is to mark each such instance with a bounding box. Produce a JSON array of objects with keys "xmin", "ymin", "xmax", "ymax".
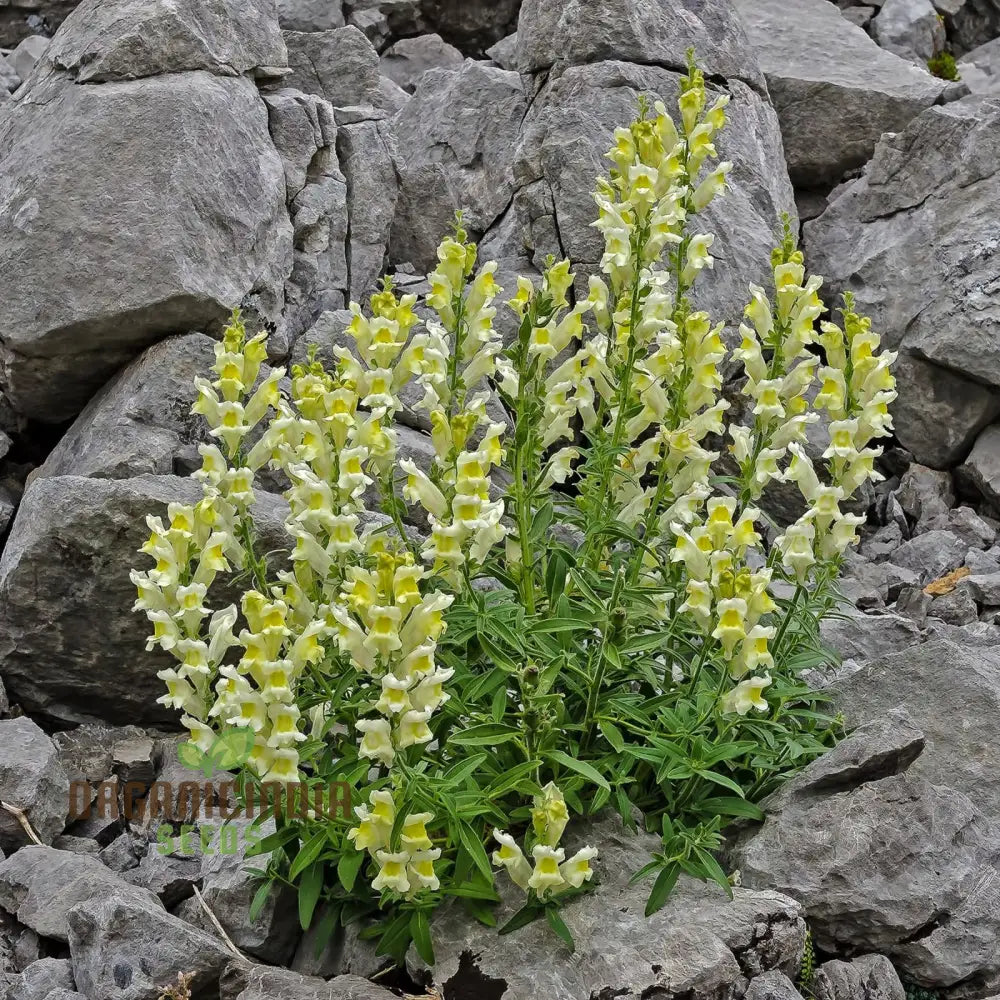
[
  {"xmin": 443, "ymin": 753, "xmax": 489, "ymax": 786},
  {"xmin": 545, "ymin": 906, "xmax": 575, "ymax": 952},
  {"xmin": 410, "ymin": 910, "xmax": 435, "ymax": 967},
  {"xmin": 486, "ymin": 760, "xmax": 543, "ymax": 798},
  {"xmin": 450, "ymin": 724, "xmax": 523, "ymax": 747},
  {"xmin": 458, "ymin": 821, "xmax": 493, "ymax": 882},
  {"xmin": 207, "ymin": 727, "xmax": 256, "ymax": 772},
  {"xmin": 289, "ymin": 829, "xmax": 328, "ymax": 882},
  {"xmin": 248, "ymin": 878, "xmax": 273, "ymax": 924},
  {"xmin": 337, "ymin": 849, "xmax": 365, "ymax": 893},
  {"xmin": 527, "ymin": 617, "xmax": 594, "ymax": 634},
  {"xmin": 645, "ymin": 863, "xmax": 680, "ymax": 917},
  {"xmin": 694, "ymin": 847, "xmax": 734, "ymax": 898},
  {"xmin": 545, "ymin": 750, "xmax": 611, "ymax": 792},
  {"xmin": 498, "ymin": 903, "xmax": 544, "ymax": 936},
  {"xmin": 698, "ymin": 797, "xmax": 764, "ymax": 821},
  {"xmin": 298, "ymin": 860, "xmax": 324, "ymax": 930},
  {"xmin": 598, "ymin": 720, "xmax": 625, "ymax": 753},
  {"xmin": 692, "ymin": 769, "xmax": 747, "ymax": 798}
]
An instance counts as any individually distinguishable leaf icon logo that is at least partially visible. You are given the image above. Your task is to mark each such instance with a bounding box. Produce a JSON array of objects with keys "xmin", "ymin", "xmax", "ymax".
[{"xmin": 177, "ymin": 728, "xmax": 255, "ymax": 777}]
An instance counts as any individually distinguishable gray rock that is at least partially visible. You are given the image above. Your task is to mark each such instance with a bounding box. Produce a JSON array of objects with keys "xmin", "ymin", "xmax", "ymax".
[
  {"xmin": 0, "ymin": 475, "xmax": 289, "ymax": 726},
  {"xmin": 284, "ymin": 26, "xmax": 381, "ymax": 109},
  {"xmin": 173, "ymin": 817, "xmax": 298, "ymax": 965},
  {"xmin": 841, "ymin": 5, "xmax": 878, "ymax": 27},
  {"xmin": 958, "ymin": 36, "xmax": 1000, "ymax": 95},
  {"xmin": 389, "ymin": 59, "xmax": 527, "ymax": 271},
  {"xmin": 859, "ymin": 522, "xmax": 904, "ymax": 561},
  {"xmin": 837, "ymin": 557, "xmax": 919, "ymax": 607},
  {"xmin": 0, "ymin": 846, "xmax": 162, "ymax": 942},
  {"xmin": 124, "ymin": 847, "xmax": 201, "ymax": 907},
  {"xmin": 8, "ymin": 958, "xmax": 75, "ymax": 1000},
  {"xmin": 873, "ymin": 0, "xmax": 947, "ymax": 62},
  {"xmin": 895, "ymin": 583, "xmax": 933, "ymax": 623},
  {"xmin": 68, "ymin": 892, "xmax": 231, "ymax": 1000},
  {"xmin": 897, "ymin": 463, "xmax": 955, "ymax": 526},
  {"xmin": 0, "ymin": 65, "xmax": 290, "ymax": 422},
  {"xmin": 807, "ymin": 99, "xmax": 1000, "ymax": 398},
  {"xmin": 949, "ymin": 0, "xmax": 1000, "ymax": 52},
  {"xmin": 219, "ymin": 963, "xmax": 394, "ymax": 1000},
  {"xmin": 964, "ymin": 573, "xmax": 1000, "ymax": 604},
  {"xmin": 0, "ymin": 676, "xmax": 8, "ymax": 718},
  {"xmin": 9, "ymin": 34, "xmax": 46, "ymax": 80},
  {"xmin": 733, "ymin": 0, "xmax": 944, "ymax": 186},
  {"xmin": 927, "ymin": 584, "xmax": 978, "ymax": 624},
  {"xmin": 517, "ymin": 0, "xmax": 764, "ymax": 88},
  {"xmin": 53, "ymin": 723, "xmax": 153, "ymax": 785},
  {"xmin": 890, "ymin": 353, "xmax": 1000, "ymax": 470},
  {"xmin": 277, "ymin": 0, "xmax": 346, "ymax": 32},
  {"xmin": 744, "ymin": 970, "xmax": 806, "ymax": 1000},
  {"xmin": 884, "ymin": 528, "xmax": 969, "ymax": 582},
  {"xmin": 959, "ymin": 423, "xmax": 1000, "ymax": 507},
  {"xmin": 51, "ymin": 835, "xmax": 101, "ymax": 856},
  {"xmin": 966, "ymin": 546, "xmax": 1000, "ymax": 575},
  {"xmin": 337, "ymin": 116, "xmax": 399, "ymax": 300},
  {"xmin": 41, "ymin": 992, "xmax": 87, "ymax": 1000},
  {"xmin": 1, "ymin": 5, "xmax": 75, "ymax": 49},
  {"xmin": 0, "ymin": 51, "xmax": 22, "ymax": 91},
  {"xmin": 486, "ymin": 30, "xmax": 517, "ymax": 70},
  {"xmin": 923, "ymin": 506, "xmax": 997, "ymax": 548},
  {"xmin": 412, "ymin": 812, "xmax": 805, "ymax": 1000},
  {"xmin": 729, "ymin": 710, "xmax": 1000, "ymax": 991},
  {"xmin": 831, "ymin": 638, "xmax": 1000, "ymax": 819},
  {"xmin": 380, "ymin": 33, "xmax": 462, "ymax": 93},
  {"xmin": 0, "ymin": 718, "xmax": 70, "ymax": 852},
  {"xmin": 39, "ymin": 334, "xmax": 216, "ymax": 481},
  {"xmin": 41, "ymin": 0, "xmax": 286, "ymax": 82},
  {"xmin": 813, "ymin": 954, "xmax": 905, "ymax": 1000},
  {"xmin": 263, "ymin": 87, "xmax": 350, "ymax": 338},
  {"xmin": 501, "ymin": 59, "xmax": 795, "ymax": 330},
  {"xmin": 819, "ymin": 609, "xmax": 923, "ymax": 667}
]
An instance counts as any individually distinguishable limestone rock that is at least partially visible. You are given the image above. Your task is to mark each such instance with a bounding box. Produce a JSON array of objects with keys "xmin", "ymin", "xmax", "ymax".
[
  {"xmin": 0, "ymin": 61, "xmax": 290, "ymax": 421},
  {"xmin": 733, "ymin": 0, "xmax": 944, "ymax": 185},
  {"xmin": 958, "ymin": 423, "xmax": 1000, "ymax": 507},
  {"xmin": 517, "ymin": 0, "xmax": 765, "ymax": 88},
  {"xmin": 219, "ymin": 963, "xmax": 395, "ymax": 1000},
  {"xmin": 958, "ymin": 36, "xmax": 1000, "ymax": 95},
  {"xmin": 873, "ymin": 0, "xmax": 947, "ymax": 63},
  {"xmin": 277, "ymin": 0, "xmax": 345, "ymax": 32},
  {"xmin": 380, "ymin": 33, "xmax": 462, "ymax": 93},
  {"xmin": 8, "ymin": 957, "xmax": 75, "ymax": 1000},
  {"xmin": 284, "ymin": 26, "xmax": 381, "ymax": 109},
  {"xmin": 889, "ymin": 353, "xmax": 1000, "ymax": 470},
  {"xmin": 0, "ymin": 846, "xmax": 162, "ymax": 943},
  {"xmin": 8, "ymin": 33, "xmax": 46, "ymax": 80},
  {"xmin": 0, "ymin": 475, "xmax": 289, "ymax": 725},
  {"xmin": 411, "ymin": 813, "xmax": 805, "ymax": 1000},
  {"xmin": 40, "ymin": 0, "xmax": 286, "ymax": 82},
  {"xmin": 68, "ymin": 892, "xmax": 231, "ymax": 1000},
  {"xmin": 807, "ymin": 99, "xmax": 1000, "ymax": 393},
  {"xmin": 0, "ymin": 719, "xmax": 69, "ymax": 852},
  {"xmin": 812, "ymin": 954, "xmax": 905, "ymax": 1000},
  {"xmin": 729, "ymin": 710, "xmax": 1000, "ymax": 991},
  {"xmin": 389, "ymin": 59, "xmax": 527, "ymax": 271},
  {"xmin": 887, "ymin": 528, "xmax": 971, "ymax": 582}
]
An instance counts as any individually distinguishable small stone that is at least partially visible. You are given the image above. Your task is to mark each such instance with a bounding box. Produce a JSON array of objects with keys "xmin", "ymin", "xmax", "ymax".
[
  {"xmin": 895, "ymin": 584, "xmax": 933, "ymax": 624},
  {"xmin": 897, "ymin": 463, "xmax": 954, "ymax": 526},
  {"xmin": 9, "ymin": 35, "xmax": 47, "ymax": 81},
  {"xmin": 8, "ymin": 958, "xmax": 75, "ymax": 1000},
  {"xmin": 927, "ymin": 585, "xmax": 978, "ymax": 625},
  {"xmin": 888, "ymin": 529, "xmax": 969, "ymax": 583},
  {"xmin": 859, "ymin": 522, "xmax": 904, "ymax": 561},
  {"xmin": 219, "ymin": 962, "xmax": 395, "ymax": 999},
  {"xmin": 380, "ymin": 34, "xmax": 463, "ymax": 93},
  {"xmin": 841, "ymin": 5, "xmax": 878, "ymax": 26}
]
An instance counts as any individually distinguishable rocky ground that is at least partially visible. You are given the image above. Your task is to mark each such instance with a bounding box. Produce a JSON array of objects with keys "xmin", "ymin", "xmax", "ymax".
[{"xmin": 1, "ymin": 0, "xmax": 1000, "ymax": 998}]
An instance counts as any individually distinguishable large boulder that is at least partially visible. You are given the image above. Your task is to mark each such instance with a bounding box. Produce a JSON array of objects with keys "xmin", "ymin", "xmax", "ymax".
[
  {"xmin": 732, "ymin": 0, "xmax": 945, "ymax": 186},
  {"xmin": 0, "ymin": 719, "xmax": 69, "ymax": 852},
  {"xmin": 0, "ymin": 0, "xmax": 296, "ymax": 422},
  {"xmin": 516, "ymin": 0, "xmax": 764, "ymax": 87},
  {"xmin": 68, "ymin": 892, "xmax": 232, "ymax": 1000},
  {"xmin": 729, "ymin": 711, "xmax": 1000, "ymax": 992},
  {"xmin": 807, "ymin": 98, "xmax": 1000, "ymax": 469},
  {"xmin": 829, "ymin": 638, "xmax": 1000, "ymax": 821},
  {"xmin": 411, "ymin": 813, "xmax": 805, "ymax": 1000},
  {"xmin": 283, "ymin": 26, "xmax": 382, "ymax": 110},
  {"xmin": 0, "ymin": 846, "xmax": 162, "ymax": 943},
  {"xmin": 0, "ymin": 475, "xmax": 288, "ymax": 725},
  {"xmin": 388, "ymin": 59, "xmax": 527, "ymax": 270}
]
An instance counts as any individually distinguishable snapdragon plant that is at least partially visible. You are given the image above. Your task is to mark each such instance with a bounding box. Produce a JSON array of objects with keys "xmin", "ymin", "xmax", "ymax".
[{"xmin": 132, "ymin": 55, "xmax": 896, "ymax": 963}]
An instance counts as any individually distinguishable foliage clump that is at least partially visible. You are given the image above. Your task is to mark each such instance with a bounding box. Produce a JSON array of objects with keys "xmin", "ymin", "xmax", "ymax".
[
  {"xmin": 131, "ymin": 54, "xmax": 896, "ymax": 961},
  {"xmin": 927, "ymin": 50, "xmax": 959, "ymax": 81}
]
